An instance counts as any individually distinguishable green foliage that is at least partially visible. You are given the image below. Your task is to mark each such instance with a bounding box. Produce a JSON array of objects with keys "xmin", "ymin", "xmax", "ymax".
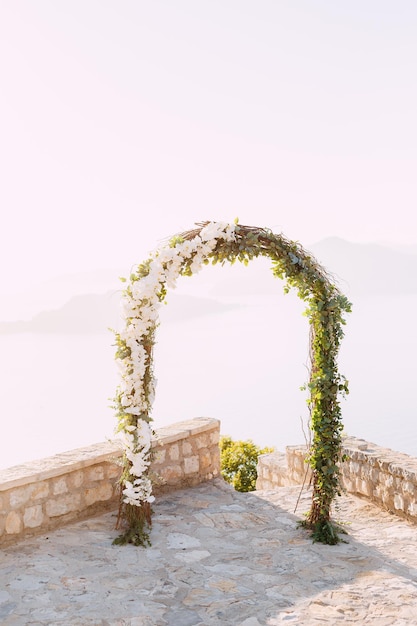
[
  {"xmin": 112, "ymin": 522, "xmax": 151, "ymax": 547},
  {"xmin": 220, "ymin": 436, "xmax": 274, "ymax": 492},
  {"xmin": 298, "ymin": 518, "xmax": 347, "ymax": 545}
]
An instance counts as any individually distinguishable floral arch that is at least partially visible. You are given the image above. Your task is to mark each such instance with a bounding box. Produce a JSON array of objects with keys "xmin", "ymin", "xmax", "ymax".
[{"xmin": 113, "ymin": 221, "xmax": 351, "ymax": 546}]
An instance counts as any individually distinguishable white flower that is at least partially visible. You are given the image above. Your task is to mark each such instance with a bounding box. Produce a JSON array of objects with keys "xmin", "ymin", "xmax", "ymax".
[
  {"xmin": 190, "ymin": 253, "xmax": 204, "ymax": 274},
  {"xmin": 224, "ymin": 223, "xmax": 236, "ymax": 241},
  {"xmin": 176, "ymin": 239, "xmax": 195, "ymax": 258},
  {"xmin": 128, "ymin": 454, "xmax": 149, "ymax": 477},
  {"xmin": 123, "ymin": 406, "xmax": 142, "ymax": 416},
  {"xmin": 157, "ymin": 247, "xmax": 177, "ymax": 264},
  {"xmin": 122, "ymin": 480, "xmax": 143, "ymax": 505},
  {"xmin": 121, "ymin": 394, "xmax": 132, "ymax": 407},
  {"xmin": 136, "ymin": 420, "xmax": 152, "ymax": 449},
  {"xmin": 199, "ymin": 221, "xmax": 234, "ymax": 243}
]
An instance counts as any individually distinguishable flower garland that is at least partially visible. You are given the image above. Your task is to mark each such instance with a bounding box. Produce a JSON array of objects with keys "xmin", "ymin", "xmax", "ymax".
[
  {"xmin": 113, "ymin": 221, "xmax": 351, "ymax": 546},
  {"xmin": 113, "ymin": 222, "xmax": 235, "ymax": 545}
]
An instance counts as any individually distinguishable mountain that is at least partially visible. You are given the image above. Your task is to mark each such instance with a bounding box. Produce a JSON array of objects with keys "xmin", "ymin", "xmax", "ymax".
[
  {"xmin": 309, "ymin": 238, "xmax": 417, "ymax": 295},
  {"xmin": 0, "ymin": 292, "xmax": 240, "ymax": 334}
]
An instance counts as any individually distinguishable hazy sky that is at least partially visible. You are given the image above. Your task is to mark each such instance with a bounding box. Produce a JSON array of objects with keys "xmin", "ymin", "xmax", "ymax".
[{"xmin": 2, "ymin": 0, "xmax": 417, "ymax": 294}]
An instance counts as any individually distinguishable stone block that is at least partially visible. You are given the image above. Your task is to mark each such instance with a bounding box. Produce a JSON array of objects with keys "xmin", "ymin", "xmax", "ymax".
[
  {"xmin": 385, "ymin": 474, "xmax": 394, "ymax": 489},
  {"xmin": 23, "ymin": 505, "xmax": 44, "ymax": 529},
  {"xmin": 358, "ymin": 480, "xmax": 372, "ymax": 497},
  {"xmin": 209, "ymin": 430, "xmax": 220, "ymax": 445},
  {"xmin": 382, "ymin": 492, "xmax": 394, "ymax": 509},
  {"xmin": 184, "ymin": 456, "xmax": 199, "ymax": 475},
  {"xmin": 169, "ymin": 444, "xmax": 180, "ymax": 462},
  {"xmin": 52, "ymin": 477, "xmax": 68, "ymax": 496},
  {"xmin": 370, "ymin": 468, "xmax": 380, "ymax": 482},
  {"xmin": 211, "ymin": 445, "xmax": 220, "ymax": 462},
  {"xmin": 341, "ymin": 477, "xmax": 354, "ymax": 493},
  {"xmin": 160, "ymin": 465, "xmax": 183, "ymax": 484},
  {"xmin": 46, "ymin": 494, "xmax": 81, "ymax": 517},
  {"xmin": 5, "ymin": 511, "xmax": 22, "ymax": 535},
  {"xmin": 394, "ymin": 493, "xmax": 404, "ymax": 511},
  {"xmin": 394, "ymin": 476, "xmax": 403, "ymax": 490},
  {"xmin": 9, "ymin": 485, "xmax": 33, "ymax": 509},
  {"xmin": 86, "ymin": 466, "xmax": 105, "ymax": 482},
  {"xmin": 407, "ymin": 501, "xmax": 417, "ymax": 517},
  {"xmin": 200, "ymin": 450, "xmax": 212, "ymax": 470},
  {"xmin": 378, "ymin": 459, "xmax": 391, "ymax": 472},
  {"xmin": 106, "ymin": 463, "xmax": 122, "ymax": 479},
  {"xmin": 152, "ymin": 449, "xmax": 166, "ymax": 465},
  {"xmin": 195, "ymin": 435, "xmax": 208, "ymax": 450},
  {"xmin": 350, "ymin": 461, "xmax": 360, "ymax": 474},
  {"xmin": 84, "ymin": 483, "xmax": 113, "ymax": 507},
  {"xmin": 32, "ymin": 482, "xmax": 50, "ymax": 500},
  {"xmin": 294, "ymin": 457, "xmax": 304, "ymax": 472},
  {"xmin": 182, "ymin": 441, "xmax": 193, "ymax": 456},
  {"xmin": 403, "ymin": 481, "xmax": 416, "ymax": 495},
  {"xmin": 373, "ymin": 485, "xmax": 383, "ymax": 500},
  {"xmin": 68, "ymin": 470, "xmax": 84, "ymax": 489}
]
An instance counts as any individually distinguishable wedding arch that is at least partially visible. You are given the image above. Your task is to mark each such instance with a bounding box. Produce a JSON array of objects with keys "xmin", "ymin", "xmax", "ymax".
[{"xmin": 113, "ymin": 221, "xmax": 351, "ymax": 546}]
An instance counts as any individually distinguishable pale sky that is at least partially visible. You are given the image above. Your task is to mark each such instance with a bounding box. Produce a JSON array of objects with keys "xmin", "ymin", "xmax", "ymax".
[{"xmin": 1, "ymin": 0, "xmax": 417, "ymax": 295}]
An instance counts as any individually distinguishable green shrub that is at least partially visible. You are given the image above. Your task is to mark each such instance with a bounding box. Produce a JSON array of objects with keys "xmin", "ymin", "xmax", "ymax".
[{"xmin": 220, "ymin": 436, "xmax": 274, "ymax": 492}]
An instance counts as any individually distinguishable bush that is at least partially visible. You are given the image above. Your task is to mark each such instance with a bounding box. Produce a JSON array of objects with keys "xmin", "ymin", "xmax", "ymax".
[{"xmin": 220, "ymin": 436, "xmax": 274, "ymax": 492}]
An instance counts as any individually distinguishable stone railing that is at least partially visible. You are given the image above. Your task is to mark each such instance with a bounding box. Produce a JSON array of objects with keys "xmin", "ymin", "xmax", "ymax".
[
  {"xmin": 0, "ymin": 417, "xmax": 220, "ymax": 546},
  {"xmin": 256, "ymin": 436, "xmax": 417, "ymax": 522}
]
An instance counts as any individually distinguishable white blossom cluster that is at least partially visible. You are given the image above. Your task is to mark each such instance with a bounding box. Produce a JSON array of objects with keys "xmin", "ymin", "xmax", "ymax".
[
  {"xmin": 116, "ymin": 221, "xmax": 236, "ymax": 507},
  {"xmin": 120, "ymin": 422, "xmax": 154, "ymax": 505}
]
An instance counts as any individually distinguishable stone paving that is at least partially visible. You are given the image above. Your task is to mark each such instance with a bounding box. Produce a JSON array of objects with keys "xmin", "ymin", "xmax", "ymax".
[{"xmin": 1, "ymin": 478, "xmax": 417, "ymax": 625}]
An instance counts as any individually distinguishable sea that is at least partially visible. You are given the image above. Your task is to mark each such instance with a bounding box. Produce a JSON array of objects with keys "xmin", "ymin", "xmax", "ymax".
[{"xmin": 1, "ymin": 288, "xmax": 416, "ymax": 471}]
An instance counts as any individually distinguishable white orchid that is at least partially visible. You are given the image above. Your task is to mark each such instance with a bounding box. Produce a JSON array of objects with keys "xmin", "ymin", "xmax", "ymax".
[{"xmin": 115, "ymin": 221, "xmax": 237, "ymax": 507}]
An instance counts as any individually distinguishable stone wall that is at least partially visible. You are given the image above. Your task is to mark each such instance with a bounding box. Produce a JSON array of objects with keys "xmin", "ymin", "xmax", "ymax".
[
  {"xmin": 256, "ymin": 436, "xmax": 417, "ymax": 523},
  {"xmin": 0, "ymin": 417, "xmax": 220, "ymax": 545}
]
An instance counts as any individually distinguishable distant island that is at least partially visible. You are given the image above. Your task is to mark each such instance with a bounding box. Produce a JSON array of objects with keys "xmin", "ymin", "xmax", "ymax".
[{"xmin": 0, "ymin": 292, "xmax": 240, "ymax": 335}]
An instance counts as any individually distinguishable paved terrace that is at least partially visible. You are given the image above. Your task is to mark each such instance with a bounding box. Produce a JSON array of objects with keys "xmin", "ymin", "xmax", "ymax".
[{"xmin": 1, "ymin": 479, "xmax": 417, "ymax": 625}]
